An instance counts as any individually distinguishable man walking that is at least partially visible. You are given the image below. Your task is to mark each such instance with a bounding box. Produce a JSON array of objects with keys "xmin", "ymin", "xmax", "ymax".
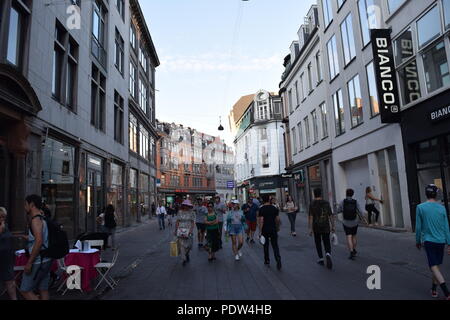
[
  {"xmin": 156, "ymin": 202, "xmax": 167, "ymax": 230},
  {"xmin": 20, "ymin": 195, "xmax": 52, "ymax": 300},
  {"xmin": 258, "ymin": 194, "xmax": 282, "ymax": 270},
  {"xmin": 246, "ymin": 198, "xmax": 258, "ymax": 244},
  {"xmin": 337, "ymin": 189, "xmax": 366, "ymax": 260},
  {"xmin": 308, "ymin": 188, "xmax": 335, "ymax": 269},
  {"xmin": 194, "ymin": 198, "xmax": 208, "ymax": 248},
  {"xmin": 415, "ymin": 184, "xmax": 450, "ymax": 300},
  {"xmin": 214, "ymin": 196, "xmax": 227, "ymax": 249}
]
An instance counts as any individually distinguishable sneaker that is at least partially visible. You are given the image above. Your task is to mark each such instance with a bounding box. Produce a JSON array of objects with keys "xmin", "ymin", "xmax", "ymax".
[
  {"xmin": 182, "ymin": 260, "xmax": 187, "ymax": 267},
  {"xmin": 277, "ymin": 260, "xmax": 282, "ymax": 270},
  {"xmin": 238, "ymin": 251, "xmax": 243, "ymax": 257},
  {"xmin": 317, "ymin": 259, "xmax": 325, "ymax": 266},
  {"xmin": 431, "ymin": 290, "xmax": 438, "ymax": 298},
  {"xmin": 349, "ymin": 252, "xmax": 355, "ymax": 260},
  {"xmin": 292, "ymin": 232, "xmax": 297, "ymax": 237},
  {"xmin": 186, "ymin": 254, "xmax": 190, "ymax": 262},
  {"xmin": 235, "ymin": 254, "xmax": 240, "ymax": 261},
  {"xmin": 326, "ymin": 254, "xmax": 333, "ymax": 270},
  {"xmin": 352, "ymin": 249, "xmax": 357, "ymax": 256},
  {"xmin": 246, "ymin": 237, "xmax": 250, "ymax": 242}
]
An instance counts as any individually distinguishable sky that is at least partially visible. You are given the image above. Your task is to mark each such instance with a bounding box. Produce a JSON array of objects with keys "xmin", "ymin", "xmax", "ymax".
[{"xmin": 139, "ymin": 0, "xmax": 317, "ymax": 145}]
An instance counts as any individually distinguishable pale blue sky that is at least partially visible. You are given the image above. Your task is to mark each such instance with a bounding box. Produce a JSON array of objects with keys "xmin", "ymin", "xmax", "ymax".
[{"xmin": 139, "ymin": 0, "xmax": 317, "ymax": 144}]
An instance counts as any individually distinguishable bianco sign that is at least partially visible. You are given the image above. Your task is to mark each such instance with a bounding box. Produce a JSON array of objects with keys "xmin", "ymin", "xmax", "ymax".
[{"xmin": 430, "ymin": 105, "xmax": 450, "ymax": 122}]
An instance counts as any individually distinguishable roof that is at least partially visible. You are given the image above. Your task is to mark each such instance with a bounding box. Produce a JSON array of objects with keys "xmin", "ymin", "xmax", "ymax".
[{"xmin": 231, "ymin": 94, "xmax": 255, "ymax": 124}]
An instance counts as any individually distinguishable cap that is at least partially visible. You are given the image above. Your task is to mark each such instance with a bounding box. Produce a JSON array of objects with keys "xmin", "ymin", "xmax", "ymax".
[
  {"xmin": 425, "ymin": 184, "xmax": 439, "ymax": 197},
  {"xmin": 181, "ymin": 200, "xmax": 194, "ymax": 207}
]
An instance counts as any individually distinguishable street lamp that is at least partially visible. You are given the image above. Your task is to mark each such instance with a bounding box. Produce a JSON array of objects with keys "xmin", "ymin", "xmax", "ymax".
[{"xmin": 218, "ymin": 116, "xmax": 224, "ymax": 131}]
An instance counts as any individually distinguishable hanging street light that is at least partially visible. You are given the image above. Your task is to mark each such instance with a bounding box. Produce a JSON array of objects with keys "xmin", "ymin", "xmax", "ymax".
[{"xmin": 218, "ymin": 116, "xmax": 224, "ymax": 131}]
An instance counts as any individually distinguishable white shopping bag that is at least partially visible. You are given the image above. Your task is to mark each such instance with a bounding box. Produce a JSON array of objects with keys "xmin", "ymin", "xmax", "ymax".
[
  {"xmin": 331, "ymin": 233, "xmax": 339, "ymax": 246},
  {"xmin": 259, "ymin": 235, "xmax": 266, "ymax": 246}
]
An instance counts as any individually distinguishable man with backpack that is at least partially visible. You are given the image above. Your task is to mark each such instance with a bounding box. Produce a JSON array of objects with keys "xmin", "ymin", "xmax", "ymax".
[
  {"xmin": 337, "ymin": 189, "xmax": 366, "ymax": 260},
  {"xmin": 19, "ymin": 195, "xmax": 69, "ymax": 300},
  {"xmin": 308, "ymin": 188, "xmax": 335, "ymax": 269}
]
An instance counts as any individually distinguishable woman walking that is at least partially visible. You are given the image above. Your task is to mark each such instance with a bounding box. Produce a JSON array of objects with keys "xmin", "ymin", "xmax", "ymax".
[
  {"xmin": 365, "ymin": 187, "xmax": 383, "ymax": 226},
  {"xmin": 174, "ymin": 200, "xmax": 195, "ymax": 266},
  {"xmin": 284, "ymin": 195, "xmax": 298, "ymax": 237},
  {"xmin": 226, "ymin": 200, "xmax": 246, "ymax": 261},
  {"xmin": 204, "ymin": 202, "xmax": 220, "ymax": 261},
  {"xmin": 0, "ymin": 208, "xmax": 17, "ymax": 300},
  {"xmin": 102, "ymin": 205, "xmax": 118, "ymax": 250}
]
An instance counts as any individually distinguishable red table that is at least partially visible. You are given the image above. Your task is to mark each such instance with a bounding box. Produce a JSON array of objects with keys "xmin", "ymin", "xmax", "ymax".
[
  {"xmin": 64, "ymin": 250, "xmax": 100, "ymax": 292},
  {"xmin": 15, "ymin": 254, "xmax": 59, "ymax": 272}
]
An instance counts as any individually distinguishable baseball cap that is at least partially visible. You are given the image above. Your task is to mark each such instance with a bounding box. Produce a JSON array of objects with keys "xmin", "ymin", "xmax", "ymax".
[{"xmin": 425, "ymin": 184, "xmax": 439, "ymax": 197}]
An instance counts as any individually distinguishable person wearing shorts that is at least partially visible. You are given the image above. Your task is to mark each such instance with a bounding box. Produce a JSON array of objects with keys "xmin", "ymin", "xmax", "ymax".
[
  {"xmin": 20, "ymin": 195, "xmax": 52, "ymax": 300},
  {"xmin": 226, "ymin": 200, "xmax": 245, "ymax": 261},
  {"xmin": 416, "ymin": 184, "xmax": 450, "ymax": 300},
  {"xmin": 194, "ymin": 198, "xmax": 208, "ymax": 248},
  {"xmin": 337, "ymin": 189, "xmax": 366, "ymax": 260}
]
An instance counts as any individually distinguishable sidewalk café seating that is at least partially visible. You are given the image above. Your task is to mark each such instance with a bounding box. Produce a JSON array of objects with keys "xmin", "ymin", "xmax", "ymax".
[
  {"xmin": 94, "ymin": 249, "xmax": 119, "ymax": 291},
  {"xmin": 75, "ymin": 232, "xmax": 109, "ymax": 250}
]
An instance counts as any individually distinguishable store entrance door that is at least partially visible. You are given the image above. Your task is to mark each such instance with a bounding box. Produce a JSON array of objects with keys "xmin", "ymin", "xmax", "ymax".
[
  {"xmin": 443, "ymin": 135, "xmax": 450, "ymax": 215},
  {"xmin": 86, "ymin": 169, "xmax": 103, "ymax": 232}
]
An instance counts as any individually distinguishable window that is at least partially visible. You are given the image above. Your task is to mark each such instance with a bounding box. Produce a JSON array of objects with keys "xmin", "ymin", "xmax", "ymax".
[
  {"xmin": 327, "ymin": 35, "xmax": 339, "ymax": 80},
  {"xmin": 307, "ymin": 63, "xmax": 313, "ymax": 92},
  {"xmin": 297, "ymin": 123, "xmax": 304, "ymax": 151},
  {"xmin": 422, "ymin": 41, "xmax": 450, "ymax": 93},
  {"xmin": 292, "ymin": 127, "xmax": 298, "ymax": 154},
  {"xmin": 340, "ymin": 13, "xmax": 356, "ymax": 66},
  {"xmin": 347, "ymin": 74, "xmax": 364, "ymax": 127},
  {"xmin": 114, "ymin": 91, "xmax": 124, "ymax": 144},
  {"xmin": 150, "ymin": 137, "xmax": 156, "ymax": 164},
  {"xmin": 6, "ymin": 6, "xmax": 20, "ymax": 65},
  {"xmin": 184, "ymin": 176, "xmax": 189, "ymax": 187},
  {"xmin": 332, "ymin": 89, "xmax": 345, "ymax": 136},
  {"xmin": 288, "ymin": 89, "xmax": 293, "ymax": 113},
  {"xmin": 90, "ymin": 64, "xmax": 106, "ymax": 131},
  {"xmin": 394, "ymin": 28, "xmax": 414, "ymax": 66},
  {"xmin": 129, "ymin": 114, "xmax": 138, "ymax": 153},
  {"xmin": 387, "ymin": 0, "xmax": 406, "ymax": 14},
  {"xmin": 322, "ymin": 0, "xmax": 333, "ymax": 28},
  {"xmin": 320, "ymin": 102, "xmax": 328, "ymax": 138},
  {"xmin": 444, "ymin": 0, "xmax": 450, "ymax": 29},
  {"xmin": 129, "ymin": 61, "xmax": 136, "ymax": 97},
  {"xmin": 139, "ymin": 46, "xmax": 148, "ymax": 73},
  {"xmin": 300, "ymin": 74, "xmax": 305, "ymax": 101},
  {"xmin": 358, "ymin": 0, "xmax": 377, "ymax": 46},
  {"xmin": 52, "ymin": 21, "xmax": 78, "ymax": 109},
  {"xmin": 130, "ymin": 23, "xmax": 136, "ymax": 50},
  {"xmin": 260, "ymin": 128, "xmax": 267, "ymax": 140},
  {"xmin": 91, "ymin": 0, "xmax": 107, "ymax": 68},
  {"xmin": 366, "ymin": 62, "xmax": 379, "ymax": 116},
  {"xmin": 304, "ymin": 117, "xmax": 311, "ymax": 147},
  {"xmin": 116, "ymin": 0, "xmax": 125, "ymax": 20},
  {"xmin": 417, "ymin": 6, "xmax": 441, "ymax": 48},
  {"xmin": 140, "ymin": 127, "xmax": 149, "ymax": 160},
  {"xmin": 115, "ymin": 29, "xmax": 124, "ymax": 75},
  {"xmin": 139, "ymin": 78, "xmax": 148, "ymax": 114},
  {"xmin": 294, "ymin": 81, "xmax": 300, "ymax": 106},
  {"xmin": 262, "ymin": 146, "xmax": 269, "ymax": 168},
  {"xmin": 315, "ymin": 51, "xmax": 323, "ymax": 83},
  {"xmin": 311, "ymin": 110, "xmax": 319, "ymax": 143}
]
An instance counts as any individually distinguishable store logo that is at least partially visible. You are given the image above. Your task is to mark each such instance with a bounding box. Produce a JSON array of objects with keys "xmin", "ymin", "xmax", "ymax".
[
  {"xmin": 66, "ymin": 265, "xmax": 81, "ymax": 290},
  {"xmin": 431, "ymin": 105, "xmax": 450, "ymax": 122},
  {"xmin": 371, "ymin": 29, "xmax": 401, "ymax": 124}
]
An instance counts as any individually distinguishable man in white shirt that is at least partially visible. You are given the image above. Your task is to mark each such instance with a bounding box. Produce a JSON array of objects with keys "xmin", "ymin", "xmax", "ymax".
[{"xmin": 156, "ymin": 202, "xmax": 167, "ymax": 230}]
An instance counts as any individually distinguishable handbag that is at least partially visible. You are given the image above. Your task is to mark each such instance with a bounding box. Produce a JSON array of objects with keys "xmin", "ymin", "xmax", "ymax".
[
  {"xmin": 176, "ymin": 227, "xmax": 190, "ymax": 238},
  {"xmin": 170, "ymin": 240, "xmax": 179, "ymax": 257}
]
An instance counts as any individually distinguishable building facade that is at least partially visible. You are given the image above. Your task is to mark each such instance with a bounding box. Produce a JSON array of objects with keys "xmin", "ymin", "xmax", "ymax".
[
  {"xmin": 0, "ymin": 0, "xmax": 159, "ymax": 238},
  {"xmin": 280, "ymin": 0, "xmax": 450, "ymax": 229},
  {"xmin": 232, "ymin": 90, "xmax": 287, "ymax": 205},
  {"xmin": 156, "ymin": 121, "xmax": 235, "ymax": 205}
]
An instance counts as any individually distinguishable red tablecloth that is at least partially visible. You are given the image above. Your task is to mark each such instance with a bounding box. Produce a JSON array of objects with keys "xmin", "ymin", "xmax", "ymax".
[
  {"xmin": 64, "ymin": 251, "xmax": 100, "ymax": 292},
  {"xmin": 15, "ymin": 254, "xmax": 58, "ymax": 272}
]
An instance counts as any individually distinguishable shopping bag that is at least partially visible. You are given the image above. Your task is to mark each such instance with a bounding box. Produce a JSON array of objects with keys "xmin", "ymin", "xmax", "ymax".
[
  {"xmin": 259, "ymin": 235, "xmax": 266, "ymax": 246},
  {"xmin": 331, "ymin": 233, "xmax": 339, "ymax": 246},
  {"xmin": 170, "ymin": 240, "xmax": 179, "ymax": 257}
]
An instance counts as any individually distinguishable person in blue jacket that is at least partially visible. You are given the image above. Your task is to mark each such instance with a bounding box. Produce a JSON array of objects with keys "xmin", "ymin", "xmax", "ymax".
[{"xmin": 415, "ymin": 184, "xmax": 450, "ymax": 300}]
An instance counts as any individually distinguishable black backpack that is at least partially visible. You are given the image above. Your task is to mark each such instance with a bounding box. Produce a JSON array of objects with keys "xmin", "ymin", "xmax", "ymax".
[
  {"xmin": 343, "ymin": 199, "xmax": 358, "ymax": 220},
  {"xmin": 104, "ymin": 212, "xmax": 117, "ymax": 229},
  {"xmin": 31, "ymin": 215, "xmax": 69, "ymax": 259}
]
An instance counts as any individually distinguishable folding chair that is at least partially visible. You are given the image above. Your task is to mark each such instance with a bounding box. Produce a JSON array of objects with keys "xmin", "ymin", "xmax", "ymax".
[
  {"xmin": 0, "ymin": 266, "xmax": 23, "ymax": 297},
  {"xmin": 56, "ymin": 259, "xmax": 84, "ymax": 296},
  {"xmin": 94, "ymin": 249, "xmax": 119, "ymax": 290}
]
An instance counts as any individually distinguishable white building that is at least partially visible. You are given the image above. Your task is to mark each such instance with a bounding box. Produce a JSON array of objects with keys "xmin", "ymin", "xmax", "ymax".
[{"xmin": 231, "ymin": 90, "xmax": 287, "ymax": 204}]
